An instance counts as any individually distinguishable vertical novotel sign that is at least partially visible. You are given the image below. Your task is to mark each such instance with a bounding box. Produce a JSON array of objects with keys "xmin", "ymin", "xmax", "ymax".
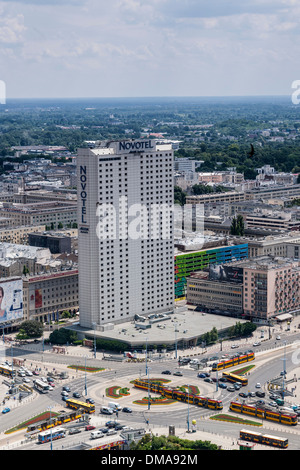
[{"xmin": 80, "ymin": 166, "xmax": 88, "ymax": 225}]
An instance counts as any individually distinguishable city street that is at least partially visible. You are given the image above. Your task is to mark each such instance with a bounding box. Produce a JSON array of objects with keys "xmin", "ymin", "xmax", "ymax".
[{"xmin": 0, "ymin": 325, "xmax": 300, "ymax": 450}]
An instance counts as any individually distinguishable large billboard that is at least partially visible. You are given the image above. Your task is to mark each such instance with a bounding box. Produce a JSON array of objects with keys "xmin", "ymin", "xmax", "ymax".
[
  {"xmin": 209, "ymin": 265, "xmax": 244, "ymax": 284},
  {"xmin": 0, "ymin": 279, "xmax": 23, "ymax": 324}
]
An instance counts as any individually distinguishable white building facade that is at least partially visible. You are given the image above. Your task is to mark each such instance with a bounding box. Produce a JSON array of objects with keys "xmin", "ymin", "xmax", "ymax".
[{"xmin": 77, "ymin": 140, "xmax": 175, "ymax": 329}]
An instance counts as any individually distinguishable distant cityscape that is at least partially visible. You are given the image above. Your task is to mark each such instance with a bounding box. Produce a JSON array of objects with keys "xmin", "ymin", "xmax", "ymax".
[{"xmin": 0, "ymin": 98, "xmax": 297, "ymax": 347}]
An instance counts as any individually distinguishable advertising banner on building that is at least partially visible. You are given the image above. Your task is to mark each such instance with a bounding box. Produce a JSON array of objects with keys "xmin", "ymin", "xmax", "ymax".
[
  {"xmin": 209, "ymin": 265, "xmax": 244, "ymax": 284},
  {"xmin": 0, "ymin": 278, "xmax": 23, "ymax": 324},
  {"xmin": 35, "ymin": 289, "xmax": 43, "ymax": 309}
]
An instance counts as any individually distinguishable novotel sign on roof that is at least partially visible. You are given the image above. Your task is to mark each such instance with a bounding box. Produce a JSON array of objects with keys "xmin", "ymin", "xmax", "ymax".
[{"xmin": 116, "ymin": 140, "xmax": 156, "ymax": 153}]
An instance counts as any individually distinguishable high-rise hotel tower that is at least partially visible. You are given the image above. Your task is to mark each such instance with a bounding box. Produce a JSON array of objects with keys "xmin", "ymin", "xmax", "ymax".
[{"xmin": 77, "ymin": 139, "xmax": 174, "ymax": 329}]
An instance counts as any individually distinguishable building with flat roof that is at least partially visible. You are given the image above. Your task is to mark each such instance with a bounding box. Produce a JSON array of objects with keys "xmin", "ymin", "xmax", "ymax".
[
  {"xmin": 0, "ymin": 201, "xmax": 77, "ymax": 229},
  {"xmin": 186, "ymin": 256, "xmax": 300, "ymax": 322},
  {"xmin": 22, "ymin": 269, "xmax": 79, "ymax": 322},
  {"xmin": 77, "ymin": 139, "xmax": 174, "ymax": 330}
]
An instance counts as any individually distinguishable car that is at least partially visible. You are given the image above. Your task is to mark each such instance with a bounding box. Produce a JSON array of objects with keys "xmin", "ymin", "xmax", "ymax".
[
  {"xmin": 231, "ymin": 344, "xmax": 239, "ymax": 349},
  {"xmin": 218, "ymin": 383, "xmax": 227, "ymax": 389},
  {"xmin": 107, "ymin": 429, "xmax": 117, "ymax": 436},
  {"xmin": 122, "ymin": 426, "xmax": 134, "ymax": 432},
  {"xmin": 2, "ymin": 408, "xmax": 10, "ymax": 414},
  {"xmin": 69, "ymin": 428, "xmax": 81, "ymax": 435},
  {"xmin": 86, "ymin": 398, "xmax": 95, "ymax": 404},
  {"xmin": 105, "ymin": 421, "xmax": 120, "ymax": 428},
  {"xmin": 73, "ymin": 392, "xmax": 81, "ymax": 398},
  {"xmin": 62, "ymin": 396, "xmax": 68, "ymax": 402},
  {"xmin": 161, "ymin": 370, "xmax": 171, "ymax": 375},
  {"xmin": 234, "ymin": 383, "xmax": 242, "ymax": 390},
  {"xmin": 204, "ymin": 378, "xmax": 213, "ymax": 383},
  {"xmin": 32, "ymin": 371, "xmax": 39, "ymax": 376},
  {"xmin": 255, "ymin": 383, "xmax": 261, "ymax": 388},
  {"xmin": 249, "ymin": 392, "xmax": 256, "ymax": 397},
  {"xmin": 63, "ymin": 386, "xmax": 71, "ymax": 392},
  {"xmin": 173, "ymin": 371, "xmax": 183, "ymax": 376},
  {"xmin": 85, "ymin": 425, "xmax": 96, "ymax": 431},
  {"xmin": 99, "ymin": 427, "xmax": 109, "ymax": 434},
  {"xmin": 198, "ymin": 373, "xmax": 206, "ymax": 378},
  {"xmin": 268, "ymin": 401, "xmax": 278, "ymax": 408},
  {"xmin": 26, "ymin": 370, "xmax": 33, "ymax": 376},
  {"xmin": 48, "ymin": 385, "xmax": 54, "ymax": 391},
  {"xmin": 276, "ymin": 336, "xmax": 281, "ymax": 340},
  {"xmin": 227, "ymin": 386, "xmax": 235, "ymax": 392},
  {"xmin": 256, "ymin": 391, "xmax": 265, "ymax": 398},
  {"xmin": 23, "ymin": 377, "xmax": 31, "ymax": 383},
  {"xmin": 253, "ymin": 342, "xmax": 261, "ymax": 347},
  {"xmin": 61, "ymin": 391, "xmax": 69, "ymax": 396},
  {"xmin": 239, "ymin": 392, "xmax": 248, "ymax": 398},
  {"xmin": 257, "ymin": 400, "xmax": 265, "ymax": 405},
  {"xmin": 115, "ymin": 424, "xmax": 124, "ymax": 431},
  {"xmin": 122, "ymin": 407, "xmax": 132, "ymax": 413}
]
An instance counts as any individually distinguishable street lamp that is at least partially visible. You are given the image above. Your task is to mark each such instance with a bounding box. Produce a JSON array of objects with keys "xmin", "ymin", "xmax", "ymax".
[
  {"xmin": 187, "ymin": 384, "xmax": 190, "ymax": 432},
  {"xmin": 84, "ymin": 356, "xmax": 87, "ymax": 396},
  {"xmin": 49, "ymin": 406, "xmax": 53, "ymax": 450},
  {"xmin": 145, "ymin": 337, "xmax": 148, "ymax": 376},
  {"xmin": 174, "ymin": 323, "xmax": 178, "ymax": 360},
  {"xmin": 92, "ymin": 322, "xmax": 96, "ymax": 359},
  {"xmin": 147, "ymin": 366, "xmax": 151, "ymax": 411}
]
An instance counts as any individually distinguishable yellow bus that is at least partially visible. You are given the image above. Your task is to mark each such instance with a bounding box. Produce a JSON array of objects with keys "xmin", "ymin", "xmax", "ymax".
[
  {"xmin": 222, "ymin": 372, "xmax": 248, "ymax": 386},
  {"xmin": 65, "ymin": 398, "xmax": 95, "ymax": 414},
  {"xmin": 240, "ymin": 429, "xmax": 288, "ymax": 449}
]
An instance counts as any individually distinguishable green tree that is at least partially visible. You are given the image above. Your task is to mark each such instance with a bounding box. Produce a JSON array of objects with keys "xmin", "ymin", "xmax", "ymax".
[
  {"xmin": 130, "ymin": 434, "xmax": 219, "ymax": 450},
  {"xmin": 17, "ymin": 320, "xmax": 43, "ymax": 339},
  {"xmin": 230, "ymin": 215, "xmax": 245, "ymax": 236},
  {"xmin": 49, "ymin": 328, "xmax": 78, "ymax": 345},
  {"xmin": 174, "ymin": 186, "xmax": 186, "ymax": 206}
]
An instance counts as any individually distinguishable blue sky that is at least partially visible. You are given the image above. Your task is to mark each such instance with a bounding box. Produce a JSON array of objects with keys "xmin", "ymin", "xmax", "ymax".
[{"xmin": 0, "ymin": 0, "xmax": 299, "ymax": 98}]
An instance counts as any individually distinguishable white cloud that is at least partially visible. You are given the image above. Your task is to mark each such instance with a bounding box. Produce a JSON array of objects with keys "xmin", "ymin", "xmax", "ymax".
[{"xmin": 0, "ymin": 0, "xmax": 299, "ymax": 97}]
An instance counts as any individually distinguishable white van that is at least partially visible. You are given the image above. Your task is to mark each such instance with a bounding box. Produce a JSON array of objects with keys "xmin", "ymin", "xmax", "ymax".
[
  {"xmin": 108, "ymin": 402, "xmax": 122, "ymax": 412},
  {"xmin": 90, "ymin": 430, "xmax": 104, "ymax": 439},
  {"xmin": 100, "ymin": 406, "xmax": 113, "ymax": 415}
]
